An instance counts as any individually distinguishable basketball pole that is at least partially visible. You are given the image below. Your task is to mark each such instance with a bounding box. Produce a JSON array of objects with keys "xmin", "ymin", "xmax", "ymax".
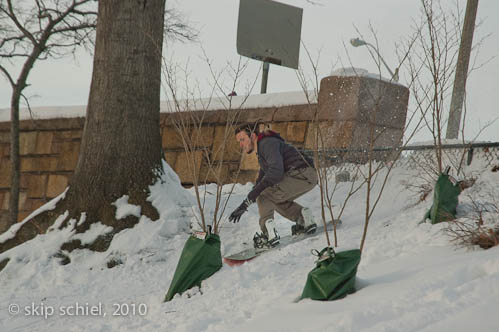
[{"xmin": 260, "ymin": 61, "xmax": 270, "ymax": 94}]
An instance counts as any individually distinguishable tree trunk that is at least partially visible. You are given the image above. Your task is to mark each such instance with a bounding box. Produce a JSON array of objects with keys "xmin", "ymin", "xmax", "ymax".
[
  {"xmin": 67, "ymin": 0, "xmax": 165, "ymax": 222},
  {"xmin": 0, "ymin": 1, "xmax": 166, "ymax": 255},
  {"xmin": 8, "ymin": 47, "xmax": 45, "ymax": 227},
  {"xmin": 8, "ymin": 88, "xmax": 21, "ymax": 227}
]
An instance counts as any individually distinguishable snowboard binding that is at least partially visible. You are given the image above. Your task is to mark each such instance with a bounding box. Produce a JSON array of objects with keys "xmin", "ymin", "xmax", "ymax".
[{"xmin": 253, "ymin": 232, "xmax": 280, "ymax": 249}]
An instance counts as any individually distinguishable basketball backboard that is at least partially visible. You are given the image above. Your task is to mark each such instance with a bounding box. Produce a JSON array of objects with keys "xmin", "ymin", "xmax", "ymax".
[{"xmin": 237, "ymin": 0, "xmax": 303, "ymax": 70}]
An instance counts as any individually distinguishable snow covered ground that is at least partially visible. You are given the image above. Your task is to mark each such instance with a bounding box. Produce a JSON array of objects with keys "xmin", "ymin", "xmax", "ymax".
[{"xmin": 1, "ymin": 158, "xmax": 499, "ymax": 332}]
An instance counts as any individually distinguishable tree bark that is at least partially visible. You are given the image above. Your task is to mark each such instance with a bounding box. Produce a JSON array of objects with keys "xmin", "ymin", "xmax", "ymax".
[
  {"xmin": 8, "ymin": 45, "xmax": 45, "ymax": 227},
  {"xmin": 67, "ymin": 0, "xmax": 165, "ymax": 222},
  {"xmin": 0, "ymin": 1, "xmax": 165, "ymax": 255},
  {"xmin": 8, "ymin": 88, "xmax": 21, "ymax": 227}
]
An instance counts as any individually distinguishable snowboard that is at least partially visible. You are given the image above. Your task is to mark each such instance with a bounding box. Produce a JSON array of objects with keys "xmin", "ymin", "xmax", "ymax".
[{"xmin": 223, "ymin": 220, "xmax": 341, "ymax": 267}]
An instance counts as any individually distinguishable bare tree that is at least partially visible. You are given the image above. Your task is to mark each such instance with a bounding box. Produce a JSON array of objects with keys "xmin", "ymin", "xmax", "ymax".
[
  {"xmin": 66, "ymin": 0, "xmax": 166, "ymax": 222},
  {"xmin": 295, "ymin": 44, "xmax": 335, "ymax": 247},
  {"xmin": 405, "ymin": 0, "xmax": 462, "ymax": 174},
  {"xmin": 296, "ymin": 44, "xmax": 365, "ymax": 248},
  {"xmin": 446, "ymin": 189, "xmax": 499, "ymax": 249},
  {"xmin": 0, "ymin": 0, "xmax": 97, "ymax": 227},
  {"xmin": 400, "ymin": 0, "xmax": 491, "ymax": 195},
  {"xmin": 0, "ymin": 1, "xmax": 197, "ymax": 230},
  {"xmin": 352, "ymin": 0, "xmax": 487, "ymax": 251},
  {"xmin": 297, "ymin": 23, "xmax": 423, "ymax": 255},
  {"xmin": 163, "ymin": 53, "xmax": 260, "ymax": 235},
  {"xmin": 0, "ymin": 0, "xmax": 167, "ymax": 255},
  {"xmin": 342, "ymin": 25, "xmax": 426, "ymax": 253},
  {"xmin": 163, "ymin": 7, "xmax": 198, "ymax": 44}
]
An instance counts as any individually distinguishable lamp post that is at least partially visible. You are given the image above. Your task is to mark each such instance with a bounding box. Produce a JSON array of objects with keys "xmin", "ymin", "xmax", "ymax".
[{"xmin": 350, "ymin": 37, "xmax": 399, "ymax": 82}]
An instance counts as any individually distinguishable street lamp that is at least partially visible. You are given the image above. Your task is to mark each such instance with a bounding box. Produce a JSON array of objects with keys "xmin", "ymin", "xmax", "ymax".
[{"xmin": 350, "ymin": 37, "xmax": 399, "ymax": 82}]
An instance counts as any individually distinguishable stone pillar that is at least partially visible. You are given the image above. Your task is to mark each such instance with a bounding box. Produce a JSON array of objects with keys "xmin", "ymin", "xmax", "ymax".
[{"xmin": 316, "ymin": 75, "xmax": 409, "ymax": 152}]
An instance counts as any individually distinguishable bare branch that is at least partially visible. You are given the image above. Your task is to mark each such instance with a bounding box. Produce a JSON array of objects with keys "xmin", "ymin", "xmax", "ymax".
[
  {"xmin": 4, "ymin": 0, "xmax": 38, "ymax": 45},
  {"xmin": 0, "ymin": 63, "xmax": 15, "ymax": 86},
  {"xmin": 164, "ymin": 7, "xmax": 199, "ymax": 43},
  {"xmin": 0, "ymin": 0, "xmax": 98, "ymax": 226}
]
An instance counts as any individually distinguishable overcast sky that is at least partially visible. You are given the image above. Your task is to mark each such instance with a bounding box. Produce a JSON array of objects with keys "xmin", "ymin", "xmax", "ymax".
[{"xmin": 0, "ymin": 0, "xmax": 498, "ymax": 141}]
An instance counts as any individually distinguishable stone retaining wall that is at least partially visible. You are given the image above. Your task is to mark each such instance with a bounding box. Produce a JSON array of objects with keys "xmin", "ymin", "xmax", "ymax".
[{"xmin": 0, "ymin": 75, "xmax": 409, "ymax": 230}]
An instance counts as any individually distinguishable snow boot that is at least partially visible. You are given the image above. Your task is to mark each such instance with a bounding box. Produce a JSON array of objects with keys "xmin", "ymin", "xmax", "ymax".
[
  {"xmin": 253, "ymin": 219, "xmax": 280, "ymax": 249},
  {"xmin": 291, "ymin": 224, "xmax": 304, "ymax": 235},
  {"xmin": 292, "ymin": 207, "xmax": 317, "ymax": 235}
]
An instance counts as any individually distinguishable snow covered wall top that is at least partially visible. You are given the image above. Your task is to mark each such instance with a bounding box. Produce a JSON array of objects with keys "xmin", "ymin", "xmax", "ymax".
[{"xmin": 0, "ymin": 90, "xmax": 317, "ymax": 122}]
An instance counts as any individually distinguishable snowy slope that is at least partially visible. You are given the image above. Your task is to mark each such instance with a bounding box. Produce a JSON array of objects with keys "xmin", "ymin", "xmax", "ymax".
[{"xmin": 1, "ymin": 159, "xmax": 498, "ymax": 332}]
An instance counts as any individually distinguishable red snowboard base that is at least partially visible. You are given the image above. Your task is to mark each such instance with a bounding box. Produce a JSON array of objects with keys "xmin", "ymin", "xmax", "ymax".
[{"xmin": 223, "ymin": 248, "xmax": 264, "ymax": 266}]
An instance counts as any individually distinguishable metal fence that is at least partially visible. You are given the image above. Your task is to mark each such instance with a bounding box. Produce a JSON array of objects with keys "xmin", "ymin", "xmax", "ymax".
[{"xmin": 302, "ymin": 142, "xmax": 499, "ymax": 174}]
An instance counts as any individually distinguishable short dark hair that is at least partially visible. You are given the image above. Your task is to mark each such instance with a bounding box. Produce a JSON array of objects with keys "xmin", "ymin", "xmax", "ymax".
[{"xmin": 235, "ymin": 122, "xmax": 260, "ymax": 137}]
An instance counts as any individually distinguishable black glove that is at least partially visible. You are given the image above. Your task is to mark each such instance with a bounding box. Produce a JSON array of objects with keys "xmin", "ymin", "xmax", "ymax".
[{"xmin": 229, "ymin": 198, "xmax": 253, "ymax": 223}]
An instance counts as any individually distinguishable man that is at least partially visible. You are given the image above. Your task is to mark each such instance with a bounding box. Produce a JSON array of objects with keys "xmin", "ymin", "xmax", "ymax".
[{"xmin": 229, "ymin": 123, "xmax": 318, "ymax": 249}]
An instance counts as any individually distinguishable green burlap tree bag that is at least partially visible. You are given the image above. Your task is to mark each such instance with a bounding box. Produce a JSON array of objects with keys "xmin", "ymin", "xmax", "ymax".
[
  {"xmin": 301, "ymin": 248, "xmax": 361, "ymax": 301},
  {"xmin": 164, "ymin": 233, "xmax": 222, "ymax": 302},
  {"xmin": 425, "ymin": 173, "xmax": 461, "ymax": 224}
]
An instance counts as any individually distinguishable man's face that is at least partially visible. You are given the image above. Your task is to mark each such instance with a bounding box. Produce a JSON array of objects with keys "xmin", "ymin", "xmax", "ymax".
[{"xmin": 236, "ymin": 131, "xmax": 255, "ymax": 154}]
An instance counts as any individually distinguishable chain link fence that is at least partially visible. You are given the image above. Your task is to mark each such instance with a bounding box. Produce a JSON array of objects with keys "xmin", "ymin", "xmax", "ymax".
[{"xmin": 302, "ymin": 142, "xmax": 499, "ymax": 175}]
